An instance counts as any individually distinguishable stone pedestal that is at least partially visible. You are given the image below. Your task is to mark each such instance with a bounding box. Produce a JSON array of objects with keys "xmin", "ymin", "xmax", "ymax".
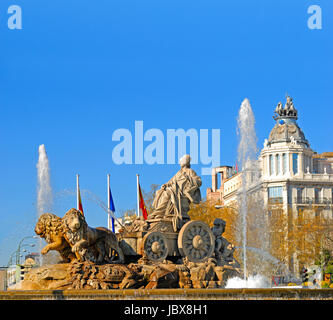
[{"xmin": 10, "ymin": 260, "xmax": 241, "ymax": 291}]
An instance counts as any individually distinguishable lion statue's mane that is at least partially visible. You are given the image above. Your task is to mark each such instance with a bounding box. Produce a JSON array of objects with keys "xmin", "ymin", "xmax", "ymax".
[
  {"xmin": 62, "ymin": 208, "xmax": 124, "ymax": 264},
  {"xmin": 34, "ymin": 213, "xmax": 75, "ymax": 263}
]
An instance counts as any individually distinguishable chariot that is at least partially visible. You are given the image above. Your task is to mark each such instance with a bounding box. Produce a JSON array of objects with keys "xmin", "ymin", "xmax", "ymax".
[{"xmin": 118, "ymin": 215, "xmax": 215, "ymax": 263}]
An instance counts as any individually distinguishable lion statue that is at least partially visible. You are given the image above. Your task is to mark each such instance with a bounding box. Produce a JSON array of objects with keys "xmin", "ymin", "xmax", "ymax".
[
  {"xmin": 35, "ymin": 213, "xmax": 76, "ymax": 263},
  {"xmin": 62, "ymin": 208, "xmax": 125, "ymax": 264}
]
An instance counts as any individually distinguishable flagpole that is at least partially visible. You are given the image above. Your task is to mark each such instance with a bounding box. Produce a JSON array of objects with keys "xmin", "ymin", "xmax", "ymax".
[
  {"xmin": 107, "ymin": 174, "xmax": 111, "ymax": 230},
  {"xmin": 136, "ymin": 174, "xmax": 140, "ymax": 217},
  {"xmin": 76, "ymin": 174, "xmax": 79, "ymax": 210}
]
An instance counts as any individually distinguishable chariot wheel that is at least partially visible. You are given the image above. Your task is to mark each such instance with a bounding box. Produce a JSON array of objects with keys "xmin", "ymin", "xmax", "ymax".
[
  {"xmin": 178, "ymin": 220, "xmax": 215, "ymax": 263},
  {"xmin": 142, "ymin": 231, "xmax": 168, "ymax": 262}
]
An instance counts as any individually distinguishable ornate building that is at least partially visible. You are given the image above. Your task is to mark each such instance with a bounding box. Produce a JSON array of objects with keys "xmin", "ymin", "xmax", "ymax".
[
  {"xmin": 260, "ymin": 96, "xmax": 333, "ymax": 218},
  {"xmin": 207, "ymin": 96, "xmax": 333, "ymax": 212},
  {"xmin": 206, "ymin": 97, "xmax": 333, "ymax": 271}
]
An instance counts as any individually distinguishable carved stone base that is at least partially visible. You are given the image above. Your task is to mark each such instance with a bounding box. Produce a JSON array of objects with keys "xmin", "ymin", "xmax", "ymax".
[{"xmin": 12, "ymin": 260, "xmax": 242, "ymax": 291}]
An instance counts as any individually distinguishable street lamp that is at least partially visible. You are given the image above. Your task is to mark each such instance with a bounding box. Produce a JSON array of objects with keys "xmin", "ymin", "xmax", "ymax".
[
  {"xmin": 15, "ymin": 236, "xmax": 38, "ymax": 265},
  {"xmin": 17, "ymin": 245, "xmax": 35, "ymax": 265}
]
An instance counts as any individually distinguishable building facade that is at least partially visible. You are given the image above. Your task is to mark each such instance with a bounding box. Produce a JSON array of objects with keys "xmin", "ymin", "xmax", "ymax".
[
  {"xmin": 208, "ymin": 96, "xmax": 333, "ymax": 212},
  {"xmin": 206, "ymin": 96, "xmax": 333, "ymax": 272}
]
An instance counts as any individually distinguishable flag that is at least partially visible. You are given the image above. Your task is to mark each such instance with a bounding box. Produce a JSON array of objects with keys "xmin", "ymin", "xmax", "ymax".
[
  {"xmin": 235, "ymin": 162, "xmax": 239, "ymax": 173},
  {"xmin": 108, "ymin": 185, "xmax": 116, "ymax": 232},
  {"xmin": 138, "ymin": 183, "xmax": 148, "ymax": 220},
  {"xmin": 76, "ymin": 174, "xmax": 84, "ymax": 215},
  {"xmin": 78, "ymin": 185, "xmax": 84, "ymax": 215}
]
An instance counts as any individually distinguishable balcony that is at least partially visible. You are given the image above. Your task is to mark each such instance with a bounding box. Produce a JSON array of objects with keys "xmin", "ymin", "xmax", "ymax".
[
  {"xmin": 268, "ymin": 197, "xmax": 283, "ymax": 204},
  {"xmin": 294, "ymin": 197, "xmax": 333, "ymax": 205}
]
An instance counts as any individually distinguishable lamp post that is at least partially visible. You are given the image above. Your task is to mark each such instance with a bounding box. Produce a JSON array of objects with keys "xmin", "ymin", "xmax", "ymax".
[
  {"xmin": 15, "ymin": 236, "xmax": 38, "ymax": 265},
  {"xmin": 13, "ymin": 236, "xmax": 37, "ymax": 285},
  {"xmin": 7, "ymin": 251, "xmax": 16, "ymax": 267},
  {"xmin": 5, "ymin": 250, "xmax": 20, "ymax": 290},
  {"xmin": 17, "ymin": 244, "xmax": 36, "ymax": 265}
]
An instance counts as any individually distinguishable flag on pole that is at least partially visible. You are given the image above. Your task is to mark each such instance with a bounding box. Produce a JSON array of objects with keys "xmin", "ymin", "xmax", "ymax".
[
  {"xmin": 76, "ymin": 174, "xmax": 84, "ymax": 215},
  {"xmin": 78, "ymin": 190, "xmax": 84, "ymax": 214},
  {"xmin": 138, "ymin": 183, "xmax": 148, "ymax": 220},
  {"xmin": 108, "ymin": 175, "xmax": 116, "ymax": 232}
]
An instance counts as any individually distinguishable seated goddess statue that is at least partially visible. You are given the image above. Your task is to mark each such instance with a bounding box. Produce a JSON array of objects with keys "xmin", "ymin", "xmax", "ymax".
[{"xmin": 149, "ymin": 154, "xmax": 202, "ymax": 221}]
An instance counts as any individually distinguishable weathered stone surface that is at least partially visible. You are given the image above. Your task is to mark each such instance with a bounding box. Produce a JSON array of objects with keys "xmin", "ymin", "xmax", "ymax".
[
  {"xmin": 176, "ymin": 265, "xmax": 192, "ymax": 289},
  {"xmin": 145, "ymin": 264, "xmax": 179, "ymax": 289},
  {"xmin": 25, "ymin": 264, "xmax": 68, "ymax": 281},
  {"xmin": 15, "ymin": 264, "xmax": 72, "ymax": 290},
  {"xmin": 13, "ymin": 258, "xmax": 241, "ymax": 291}
]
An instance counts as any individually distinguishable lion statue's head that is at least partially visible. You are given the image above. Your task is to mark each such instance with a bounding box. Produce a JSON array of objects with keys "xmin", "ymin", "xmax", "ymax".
[
  {"xmin": 35, "ymin": 213, "xmax": 64, "ymax": 243},
  {"xmin": 62, "ymin": 208, "xmax": 87, "ymax": 244}
]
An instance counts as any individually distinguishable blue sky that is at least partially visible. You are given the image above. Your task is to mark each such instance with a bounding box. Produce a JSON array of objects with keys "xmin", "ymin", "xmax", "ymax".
[{"xmin": 0, "ymin": 0, "xmax": 332, "ymax": 265}]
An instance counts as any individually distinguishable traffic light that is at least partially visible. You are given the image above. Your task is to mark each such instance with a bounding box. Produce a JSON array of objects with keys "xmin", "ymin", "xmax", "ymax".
[
  {"xmin": 301, "ymin": 267, "xmax": 309, "ymax": 283},
  {"xmin": 19, "ymin": 265, "xmax": 25, "ymax": 281}
]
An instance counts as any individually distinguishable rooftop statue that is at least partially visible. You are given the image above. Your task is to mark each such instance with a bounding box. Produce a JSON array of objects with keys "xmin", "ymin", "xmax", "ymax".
[{"xmin": 273, "ymin": 96, "xmax": 298, "ymax": 120}]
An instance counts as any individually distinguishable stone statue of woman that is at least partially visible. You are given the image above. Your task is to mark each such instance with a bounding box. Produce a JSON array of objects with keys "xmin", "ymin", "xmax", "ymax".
[{"xmin": 149, "ymin": 154, "xmax": 202, "ymax": 222}]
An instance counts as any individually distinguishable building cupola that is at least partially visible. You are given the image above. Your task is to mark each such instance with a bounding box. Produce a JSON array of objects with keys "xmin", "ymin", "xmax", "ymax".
[{"xmin": 267, "ymin": 96, "xmax": 310, "ymax": 148}]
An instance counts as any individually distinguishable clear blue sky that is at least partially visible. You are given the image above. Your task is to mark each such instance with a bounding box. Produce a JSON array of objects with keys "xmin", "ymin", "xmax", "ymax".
[{"xmin": 0, "ymin": 0, "xmax": 332, "ymax": 265}]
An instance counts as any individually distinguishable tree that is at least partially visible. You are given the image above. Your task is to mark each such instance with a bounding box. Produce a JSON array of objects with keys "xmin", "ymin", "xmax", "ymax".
[
  {"xmin": 141, "ymin": 184, "xmax": 159, "ymax": 214},
  {"xmin": 268, "ymin": 205, "xmax": 333, "ymax": 272}
]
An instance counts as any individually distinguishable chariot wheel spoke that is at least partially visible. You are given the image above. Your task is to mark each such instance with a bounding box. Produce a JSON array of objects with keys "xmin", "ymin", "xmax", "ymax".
[{"xmin": 178, "ymin": 221, "xmax": 215, "ymax": 263}]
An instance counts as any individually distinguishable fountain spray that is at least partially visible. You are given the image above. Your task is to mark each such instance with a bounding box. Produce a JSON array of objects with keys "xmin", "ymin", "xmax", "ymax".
[
  {"xmin": 237, "ymin": 98, "xmax": 258, "ymax": 281},
  {"xmin": 36, "ymin": 144, "xmax": 53, "ymax": 265}
]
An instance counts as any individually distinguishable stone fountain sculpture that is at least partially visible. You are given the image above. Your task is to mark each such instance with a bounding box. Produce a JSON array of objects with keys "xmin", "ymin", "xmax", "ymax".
[
  {"xmin": 150, "ymin": 154, "xmax": 202, "ymax": 219},
  {"xmin": 15, "ymin": 155, "xmax": 241, "ymax": 290},
  {"xmin": 212, "ymin": 218, "xmax": 240, "ymax": 268}
]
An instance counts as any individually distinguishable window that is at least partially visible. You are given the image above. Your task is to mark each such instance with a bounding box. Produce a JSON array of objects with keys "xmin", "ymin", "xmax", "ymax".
[
  {"xmin": 269, "ymin": 155, "xmax": 274, "ymax": 175},
  {"xmin": 276, "ymin": 154, "xmax": 280, "ymax": 175},
  {"xmin": 292, "ymin": 153, "xmax": 298, "ymax": 175},
  {"xmin": 296, "ymin": 187, "xmax": 304, "ymax": 203},
  {"xmin": 315, "ymin": 188, "xmax": 321, "ymax": 204},
  {"xmin": 282, "ymin": 153, "xmax": 287, "ymax": 174},
  {"xmin": 304, "ymin": 156, "xmax": 310, "ymax": 173},
  {"xmin": 268, "ymin": 186, "xmax": 283, "ymax": 204}
]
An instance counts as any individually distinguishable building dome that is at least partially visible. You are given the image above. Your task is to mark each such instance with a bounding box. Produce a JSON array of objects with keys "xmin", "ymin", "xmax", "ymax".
[{"xmin": 267, "ymin": 96, "xmax": 309, "ymax": 147}]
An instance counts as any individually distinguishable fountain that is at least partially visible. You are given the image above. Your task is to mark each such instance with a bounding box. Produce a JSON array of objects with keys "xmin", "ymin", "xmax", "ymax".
[
  {"xmin": 237, "ymin": 98, "xmax": 258, "ymax": 281},
  {"xmin": 15, "ymin": 154, "xmax": 242, "ymax": 291},
  {"xmin": 36, "ymin": 144, "xmax": 53, "ymax": 265},
  {"xmin": 236, "ymin": 98, "xmax": 271, "ymax": 285}
]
